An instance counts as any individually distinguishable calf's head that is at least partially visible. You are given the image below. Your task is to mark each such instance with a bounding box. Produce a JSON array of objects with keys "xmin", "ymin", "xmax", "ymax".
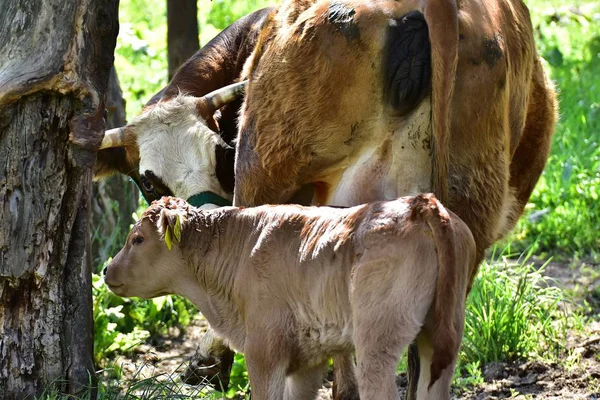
[
  {"xmin": 99, "ymin": 82, "xmax": 245, "ymax": 206},
  {"xmin": 104, "ymin": 197, "xmax": 195, "ymax": 299}
]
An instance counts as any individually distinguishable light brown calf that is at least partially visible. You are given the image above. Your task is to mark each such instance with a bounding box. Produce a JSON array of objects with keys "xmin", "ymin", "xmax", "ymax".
[{"xmin": 105, "ymin": 194, "xmax": 475, "ymax": 400}]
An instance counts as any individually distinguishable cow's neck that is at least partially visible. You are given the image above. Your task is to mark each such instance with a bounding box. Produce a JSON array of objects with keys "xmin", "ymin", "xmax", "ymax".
[{"xmin": 326, "ymin": 97, "xmax": 433, "ymax": 206}]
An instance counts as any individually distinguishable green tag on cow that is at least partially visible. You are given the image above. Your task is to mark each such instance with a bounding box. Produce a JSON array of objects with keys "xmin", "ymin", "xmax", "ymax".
[
  {"xmin": 165, "ymin": 227, "xmax": 173, "ymax": 250},
  {"xmin": 174, "ymin": 216, "xmax": 182, "ymax": 243}
]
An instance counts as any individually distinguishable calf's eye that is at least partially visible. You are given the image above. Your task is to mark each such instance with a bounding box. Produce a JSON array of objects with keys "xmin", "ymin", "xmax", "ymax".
[{"xmin": 132, "ymin": 236, "xmax": 144, "ymax": 245}]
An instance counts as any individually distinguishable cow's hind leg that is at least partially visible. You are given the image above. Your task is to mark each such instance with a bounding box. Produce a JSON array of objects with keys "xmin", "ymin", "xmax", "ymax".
[
  {"xmin": 181, "ymin": 328, "xmax": 235, "ymax": 390},
  {"xmin": 284, "ymin": 362, "xmax": 328, "ymax": 400},
  {"xmin": 413, "ymin": 332, "xmax": 456, "ymax": 400}
]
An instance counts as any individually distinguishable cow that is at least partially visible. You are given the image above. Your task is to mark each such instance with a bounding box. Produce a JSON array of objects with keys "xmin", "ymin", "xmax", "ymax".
[
  {"xmin": 104, "ymin": 194, "xmax": 476, "ymax": 400},
  {"xmin": 94, "ymin": 0, "xmax": 557, "ymax": 396},
  {"xmin": 233, "ymin": 0, "xmax": 557, "ymax": 398}
]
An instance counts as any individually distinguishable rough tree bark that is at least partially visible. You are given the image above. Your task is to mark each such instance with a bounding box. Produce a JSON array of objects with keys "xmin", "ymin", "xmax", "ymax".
[
  {"xmin": 90, "ymin": 67, "xmax": 138, "ymax": 269},
  {"xmin": 0, "ymin": 1, "xmax": 119, "ymax": 398},
  {"xmin": 167, "ymin": 0, "xmax": 200, "ymax": 80}
]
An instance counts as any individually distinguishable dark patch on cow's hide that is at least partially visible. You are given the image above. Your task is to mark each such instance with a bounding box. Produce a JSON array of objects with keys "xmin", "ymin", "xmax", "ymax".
[
  {"xmin": 141, "ymin": 170, "xmax": 174, "ymax": 203},
  {"xmin": 215, "ymin": 143, "xmax": 236, "ymax": 194},
  {"xmin": 384, "ymin": 11, "xmax": 432, "ymax": 115},
  {"xmin": 482, "ymin": 33, "xmax": 504, "ymax": 69},
  {"xmin": 327, "ymin": 3, "xmax": 360, "ymax": 41}
]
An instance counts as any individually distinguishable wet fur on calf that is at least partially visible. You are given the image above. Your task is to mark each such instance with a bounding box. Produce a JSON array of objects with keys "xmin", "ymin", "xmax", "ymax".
[{"xmin": 105, "ymin": 194, "xmax": 475, "ymax": 400}]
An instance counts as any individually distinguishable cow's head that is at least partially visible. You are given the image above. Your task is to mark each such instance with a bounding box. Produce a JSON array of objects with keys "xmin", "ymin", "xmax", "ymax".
[
  {"xmin": 98, "ymin": 82, "xmax": 245, "ymax": 207},
  {"xmin": 104, "ymin": 197, "xmax": 196, "ymax": 299}
]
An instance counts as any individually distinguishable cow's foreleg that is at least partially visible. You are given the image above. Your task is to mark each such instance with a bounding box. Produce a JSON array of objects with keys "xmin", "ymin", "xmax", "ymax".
[
  {"xmin": 284, "ymin": 362, "xmax": 328, "ymax": 400},
  {"xmin": 332, "ymin": 354, "xmax": 360, "ymax": 400},
  {"xmin": 181, "ymin": 328, "xmax": 235, "ymax": 390}
]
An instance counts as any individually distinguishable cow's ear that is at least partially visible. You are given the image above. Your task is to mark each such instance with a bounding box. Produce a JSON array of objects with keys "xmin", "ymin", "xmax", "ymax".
[
  {"xmin": 195, "ymin": 99, "xmax": 220, "ymax": 132},
  {"xmin": 157, "ymin": 208, "xmax": 186, "ymax": 250},
  {"xmin": 215, "ymin": 143, "xmax": 235, "ymax": 194}
]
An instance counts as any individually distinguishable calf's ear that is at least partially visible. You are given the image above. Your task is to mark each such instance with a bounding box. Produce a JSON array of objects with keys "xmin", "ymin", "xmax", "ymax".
[{"xmin": 157, "ymin": 209, "xmax": 186, "ymax": 250}]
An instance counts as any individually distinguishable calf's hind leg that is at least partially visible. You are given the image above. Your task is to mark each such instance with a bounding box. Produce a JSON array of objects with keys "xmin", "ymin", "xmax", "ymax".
[
  {"xmin": 352, "ymin": 259, "xmax": 435, "ymax": 400},
  {"xmin": 332, "ymin": 354, "xmax": 360, "ymax": 400}
]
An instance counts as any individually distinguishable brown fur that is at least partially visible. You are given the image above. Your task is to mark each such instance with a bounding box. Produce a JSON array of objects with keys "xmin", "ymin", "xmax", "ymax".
[
  {"xmin": 407, "ymin": 194, "xmax": 472, "ymax": 386},
  {"xmin": 234, "ymin": 0, "xmax": 557, "ymax": 277},
  {"xmin": 105, "ymin": 195, "xmax": 475, "ymax": 399}
]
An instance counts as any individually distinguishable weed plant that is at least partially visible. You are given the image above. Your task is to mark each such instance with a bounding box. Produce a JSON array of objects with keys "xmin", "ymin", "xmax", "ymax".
[{"xmin": 461, "ymin": 247, "xmax": 568, "ymax": 369}]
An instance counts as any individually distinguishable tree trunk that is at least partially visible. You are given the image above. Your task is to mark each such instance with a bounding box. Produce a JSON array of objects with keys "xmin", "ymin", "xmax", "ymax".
[
  {"xmin": 90, "ymin": 67, "xmax": 138, "ymax": 270},
  {"xmin": 0, "ymin": 1, "xmax": 119, "ymax": 398},
  {"xmin": 167, "ymin": 0, "xmax": 200, "ymax": 80}
]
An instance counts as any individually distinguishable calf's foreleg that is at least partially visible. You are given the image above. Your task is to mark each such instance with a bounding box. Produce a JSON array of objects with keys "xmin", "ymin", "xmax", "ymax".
[{"xmin": 284, "ymin": 362, "xmax": 328, "ymax": 400}]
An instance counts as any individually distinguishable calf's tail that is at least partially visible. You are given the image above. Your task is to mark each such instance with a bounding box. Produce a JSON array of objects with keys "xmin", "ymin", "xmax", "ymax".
[{"xmin": 410, "ymin": 193, "xmax": 470, "ymax": 388}]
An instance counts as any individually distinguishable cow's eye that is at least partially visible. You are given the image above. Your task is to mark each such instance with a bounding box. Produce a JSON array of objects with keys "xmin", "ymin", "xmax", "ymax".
[
  {"xmin": 132, "ymin": 236, "xmax": 144, "ymax": 245},
  {"xmin": 141, "ymin": 177, "xmax": 154, "ymax": 193}
]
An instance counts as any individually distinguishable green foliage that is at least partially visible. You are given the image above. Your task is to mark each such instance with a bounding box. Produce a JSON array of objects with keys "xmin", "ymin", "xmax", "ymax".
[
  {"xmin": 116, "ymin": 0, "xmax": 168, "ymax": 117},
  {"xmin": 115, "ymin": 0, "xmax": 272, "ymax": 117},
  {"xmin": 509, "ymin": 0, "xmax": 600, "ymax": 259},
  {"xmin": 225, "ymin": 353, "xmax": 251, "ymax": 398},
  {"xmin": 461, "ymin": 247, "xmax": 569, "ymax": 369}
]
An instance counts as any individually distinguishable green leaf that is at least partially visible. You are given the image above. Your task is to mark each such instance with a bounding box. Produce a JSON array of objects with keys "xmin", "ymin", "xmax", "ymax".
[
  {"xmin": 165, "ymin": 226, "xmax": 173, "ymax": 250},
  {"xmin": 174, "ymin": 215, "xmax": 182, "ymax": 243},
  {"xmin": 153, "ymin": 296, "xmax": 167, "ymax": 312}
]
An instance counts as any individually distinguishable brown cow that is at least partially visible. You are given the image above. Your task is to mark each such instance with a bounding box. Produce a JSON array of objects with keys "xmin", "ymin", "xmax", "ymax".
[
  {"xmin": 233, "ymin": 0, "xmax": 557, "ymax": 397},
  {"xmin": 105, "ymin": 195, "xmax": 475, "ymax": 400}
]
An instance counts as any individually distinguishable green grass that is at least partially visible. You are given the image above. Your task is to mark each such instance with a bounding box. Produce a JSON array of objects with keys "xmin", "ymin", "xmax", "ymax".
[
  {"xmin": 461, "ymin": 247, "xmax": 570, "ymax": 368},
  {"xmin": 34, "ymin": 366, "xmax": 226, "ymax": 400}
]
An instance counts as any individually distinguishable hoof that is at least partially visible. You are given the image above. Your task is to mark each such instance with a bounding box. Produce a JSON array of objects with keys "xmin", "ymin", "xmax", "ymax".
[{"xmin": 180, "ymin": 330, "xmax": 235, "ymax": 391}]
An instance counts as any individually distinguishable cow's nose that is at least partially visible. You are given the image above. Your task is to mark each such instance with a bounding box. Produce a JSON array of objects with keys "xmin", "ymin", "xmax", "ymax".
[{"xmin": 103, "ymin": 266, "xmax": 108, "ymax": 276}]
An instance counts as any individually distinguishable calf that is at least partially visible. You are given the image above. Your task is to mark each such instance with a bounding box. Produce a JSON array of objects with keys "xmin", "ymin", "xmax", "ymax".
[{"xmin": 105, "ymin": 194, "xmax": 475, "ymax": 400}]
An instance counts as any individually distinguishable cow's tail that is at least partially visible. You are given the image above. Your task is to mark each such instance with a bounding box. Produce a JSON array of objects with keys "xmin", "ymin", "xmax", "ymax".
[
  {"xmin": 422, "ymin": 0, "xmax": 458, "ymax": 204},
  {"xmin": 411, "ymin": 194, "xmax": 463, "ymax": 387}
]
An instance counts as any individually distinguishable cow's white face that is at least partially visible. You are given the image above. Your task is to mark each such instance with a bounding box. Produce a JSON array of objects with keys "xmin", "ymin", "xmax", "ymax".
[{"xmin": 130, "ymin": 95, "xmax": 234, "ymax": 204}]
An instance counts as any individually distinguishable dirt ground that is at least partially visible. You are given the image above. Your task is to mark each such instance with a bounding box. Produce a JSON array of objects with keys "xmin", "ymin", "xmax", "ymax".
[{"xmin": 108, "ymin": 260, "xmax": 600, "ymax": 399}]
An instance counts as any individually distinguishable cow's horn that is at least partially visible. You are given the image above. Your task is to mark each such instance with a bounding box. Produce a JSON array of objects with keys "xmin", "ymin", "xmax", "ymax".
[
  {"xmin": 100, "ymin": 127, "xmax": 126, "ymax": 149},
  {"xmin": 201, "ymin": 80, "xmax": 248, "ymax": 112}
]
